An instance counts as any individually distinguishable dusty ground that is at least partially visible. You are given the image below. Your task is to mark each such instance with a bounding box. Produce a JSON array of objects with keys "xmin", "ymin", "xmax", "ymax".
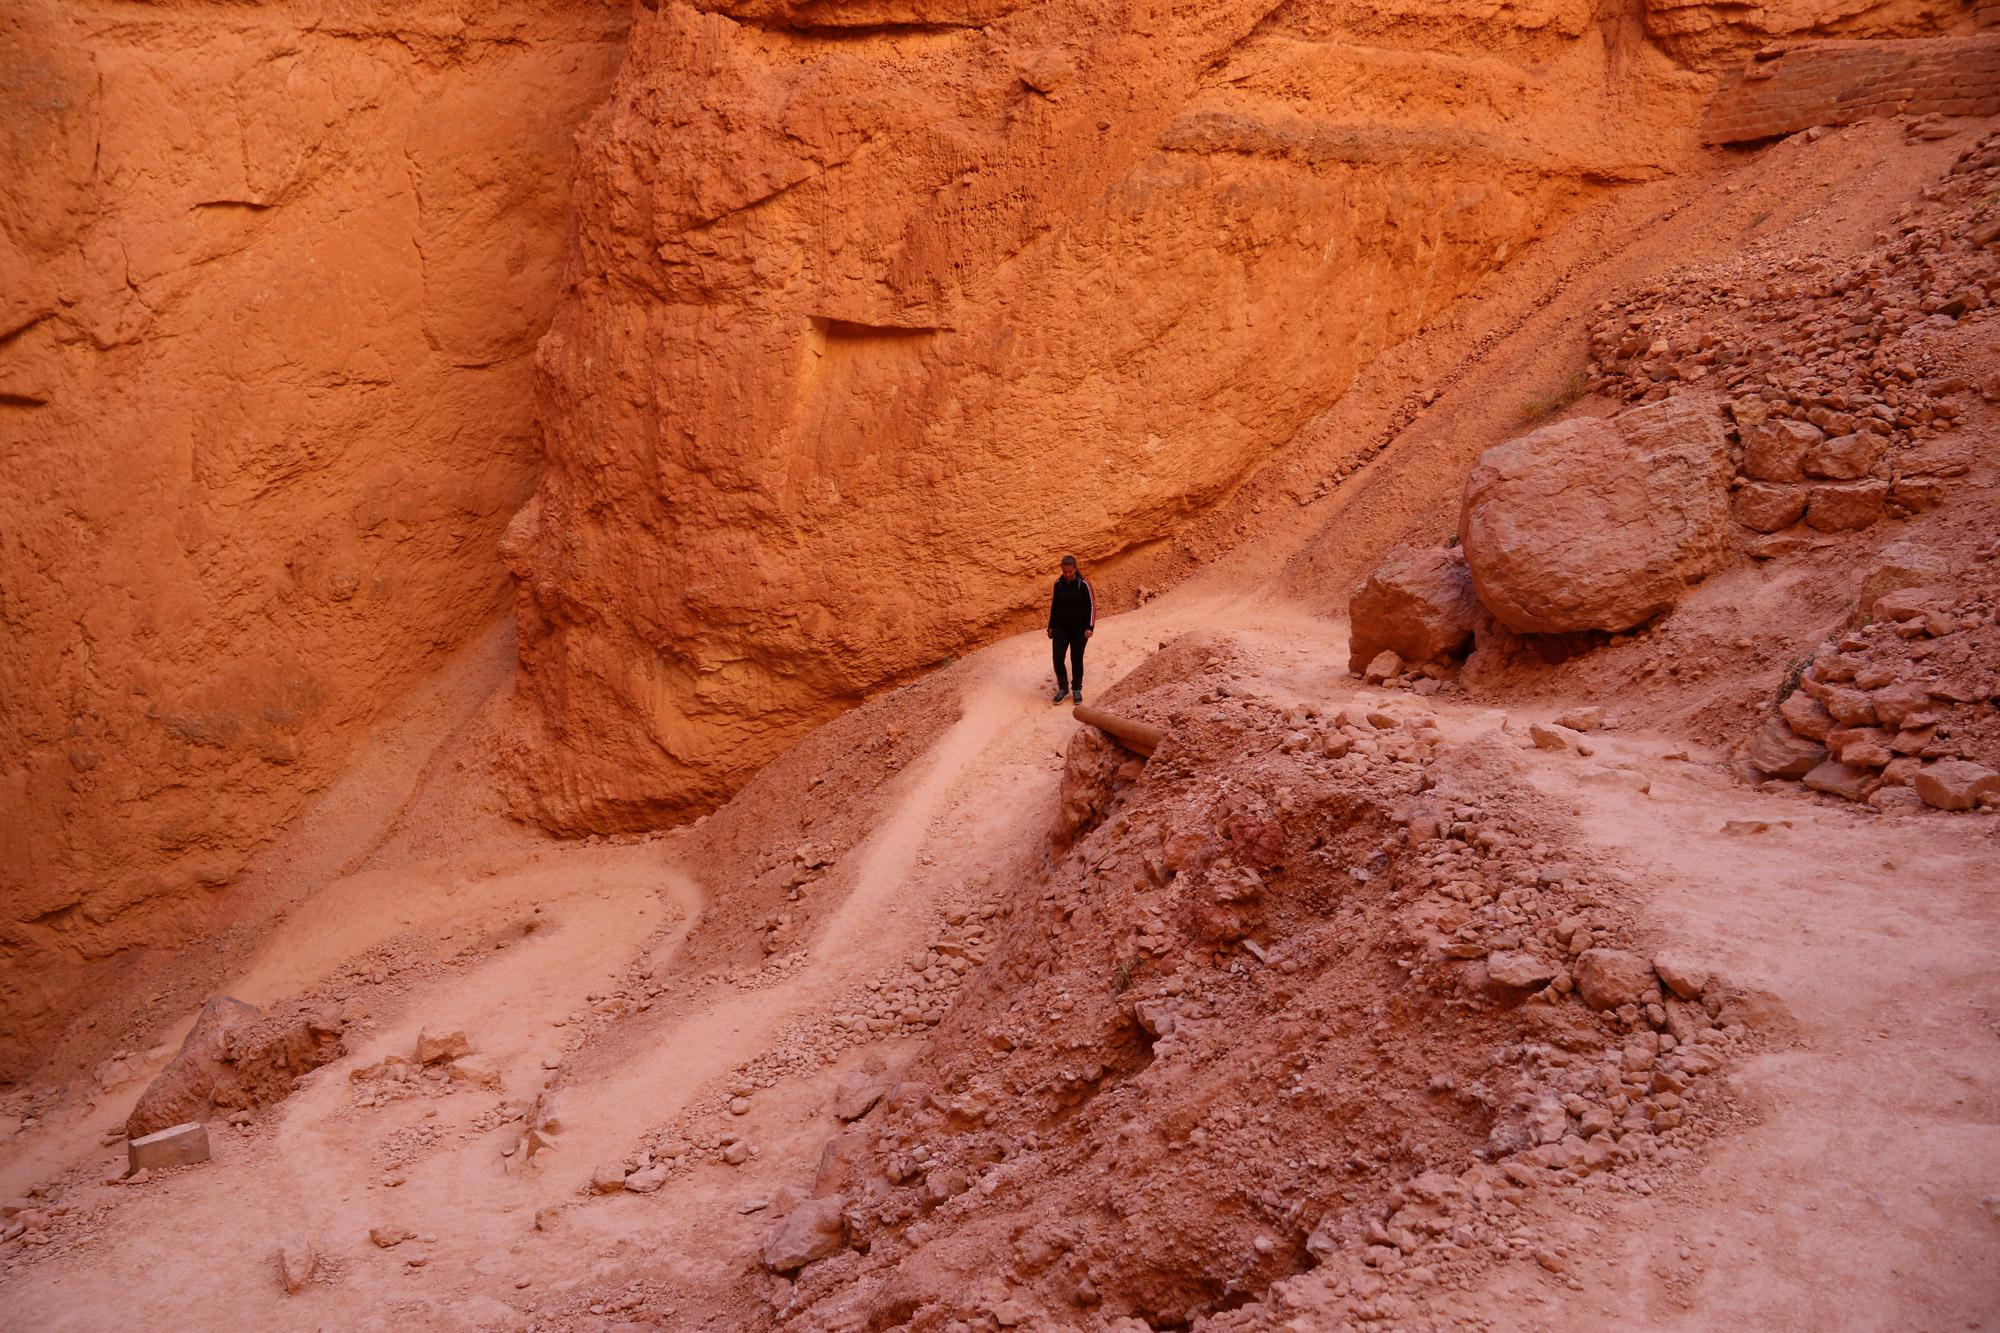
[{"xmin": 2, "ymin": 112, "xmax": 1998, "ymax": 1333}]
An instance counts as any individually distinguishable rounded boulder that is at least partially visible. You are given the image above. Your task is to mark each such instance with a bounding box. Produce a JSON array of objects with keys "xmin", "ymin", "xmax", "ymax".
[{"xmin": 1458, "ymin": 396, "xmax": 1733, "ymax": 634}]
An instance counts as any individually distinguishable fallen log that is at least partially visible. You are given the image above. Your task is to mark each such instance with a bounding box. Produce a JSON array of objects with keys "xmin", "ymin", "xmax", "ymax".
[{"xmin": 1072, "ymin": 704, "xmax": 1164, "ymax": 758}]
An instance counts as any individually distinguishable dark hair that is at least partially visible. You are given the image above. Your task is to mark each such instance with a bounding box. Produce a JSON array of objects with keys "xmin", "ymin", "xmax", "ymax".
[{"xmin": 1061, "ymin": 555, "xmax": 1078, "ymax": 567}]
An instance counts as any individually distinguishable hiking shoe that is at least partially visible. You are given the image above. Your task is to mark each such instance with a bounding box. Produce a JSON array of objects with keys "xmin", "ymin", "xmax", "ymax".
[
  {"xmin": 1071, "ymin": 690, "xmax": 1083, "ymax": 703},
  {"xmin": 1053, "ymin": 688, "xmax": 1068, "ymax": 704}
]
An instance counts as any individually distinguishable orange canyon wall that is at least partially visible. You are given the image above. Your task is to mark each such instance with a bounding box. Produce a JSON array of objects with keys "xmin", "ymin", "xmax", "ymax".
[
  {"xmin": 0, "ymin": 0, "xmax": 1973, "ymax": 1076},
  {"xmin": 504, "ymin": 0, "xmax": 1757, "ymax": 831},
  {"xmin": 0, "ymin": 0, "xmax": 630, "ymax": 1076}
]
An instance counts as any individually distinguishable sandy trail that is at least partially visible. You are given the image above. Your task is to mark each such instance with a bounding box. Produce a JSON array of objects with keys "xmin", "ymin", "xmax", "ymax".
[
  {"xmin": 1520, "ymin": 757, "xmax": 2000, "ymax": 1332},
  {"xmin": 0, "ymin": 593, "xmax": 1301, "ymax": 1330},
  {"xmin": 6, "ymin": 115, "xmax": 1998, "ymax": 1331},
  {"xmin": 4, "ymin": 586, "xmax": 1997, "ymax": 1331}
]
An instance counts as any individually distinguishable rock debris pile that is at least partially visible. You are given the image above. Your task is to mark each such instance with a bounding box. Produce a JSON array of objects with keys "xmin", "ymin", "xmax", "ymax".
[
  {"xmin": 1587, "ymin": 128, "xmax": 2000, "ymax": 554},
  {"xmin": 723, "ymin": 636, "xmax": 1760, "ymax": 1333},
  {"xmin": 1742, "ymin": 538, "xmax": 2000, "ymax": 808},
  {"xmin": 127, "ymin": 995, "xmax": 350, "ymax": 1139}
]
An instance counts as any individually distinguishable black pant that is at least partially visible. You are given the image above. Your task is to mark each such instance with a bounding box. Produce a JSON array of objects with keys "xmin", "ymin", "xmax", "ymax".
[{"xmin": 1052, "ymin": 628, "xmax": 1087, "ymax": 694}]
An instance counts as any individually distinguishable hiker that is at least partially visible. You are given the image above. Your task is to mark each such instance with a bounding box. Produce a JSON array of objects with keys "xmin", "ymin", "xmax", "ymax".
[{"xmin": 1046, "ymin": 555, "xmax": 1095, "ymax": 704}]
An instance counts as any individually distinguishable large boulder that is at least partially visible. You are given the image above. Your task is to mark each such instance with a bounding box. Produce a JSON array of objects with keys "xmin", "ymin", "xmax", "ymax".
[
  {"xmin": 1346, "ymin": 546, "xmax": 1479, "ymax": 676},
  {"xmin": 129, "ymin": 995, "xmax": 348, "ymax": 1137},
  {"xmin": 1458, "ymin": 396, "xmax": 1734, "ymax": 634},
  {"xmin": 1912, "ymin": 761, "xmax": 2000, "ymax": 811},
  {"xmin": 128, "ymin": 997, "xmax": 261, "ymax": 1137}
]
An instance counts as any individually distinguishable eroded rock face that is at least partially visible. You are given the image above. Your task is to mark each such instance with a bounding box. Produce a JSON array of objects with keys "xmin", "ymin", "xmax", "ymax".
[
  {"xmin": 1458, "ymin": 396, "xmax": 1734, "ymax": 634},
  {"xmin": 508, "ymin": 0, "xmax": 1712, "ymax": 829},
  {"xmin": 0, "ymin": 0, "xmax": 629, "ymax": 1078},
  {"xmin": 1641, "ymin": 0, "xmax": 1965, "ymax": 65}
]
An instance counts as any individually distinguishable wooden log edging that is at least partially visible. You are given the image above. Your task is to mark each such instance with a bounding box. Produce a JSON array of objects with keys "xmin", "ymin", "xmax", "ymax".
[{"xmin": 1072, "ymin": 704, "xmax": 1165, "ymax": 758}]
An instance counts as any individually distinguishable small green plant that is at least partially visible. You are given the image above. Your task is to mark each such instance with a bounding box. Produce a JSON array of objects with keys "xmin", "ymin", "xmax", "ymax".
[
  {"xmin": 1776, "ymin": 652, "xmax": 1813, "ymax": 704},
  {"xmin": 1520, "ymin": 370, "xmax": 1589, "ymax": 421},
  {"xmin": 1113, "ymin": 959, "xmax": 1136, "ymax": 993}
]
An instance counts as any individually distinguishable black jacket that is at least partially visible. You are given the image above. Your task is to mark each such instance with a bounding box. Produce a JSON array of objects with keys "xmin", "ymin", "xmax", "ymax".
[{"xmin": 1049, "ymin": 575, "xmax": 1096, "ymax": 634}]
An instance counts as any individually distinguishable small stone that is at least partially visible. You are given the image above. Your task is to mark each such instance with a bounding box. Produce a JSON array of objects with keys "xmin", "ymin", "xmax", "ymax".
[
  {"xmin": 1529, "ymin": 722, "xmax": 1581, "ymax": 751},
  {"xmin": 1745, "ymin": 531, "xmax": 1831, "ymax": 560},
  {"xmin": 1881, "ymin": 755, "xmax": 1924, "ymax": 785},
  {"xmin": 278, "ymin": 1234, "xmax": 316, "ymax": 1294},
  {"xmin": 624, "ymin": 1165, "xmax": 670, "ymax": 1193},
  {"xmin": 1741, "ymin": 419, "xmax": 1820, "ymax": 482},
  {"xmin": 924, "ymin": 1167, "xmax": 972, "ymax": 1203},
  {"xmin": 1578, "ymin": 766, "xmax": 1650, "ymax": 794},
  {"xmin": 591, "ymin": 1162, "xmax": 628, "ymax": 1194},
  {"xmin": 416, "ymin": 1030, "xmax": 471, "ymax": 1065},
  {"xmin": 1345, "ymin": 545, "xmax": 1478, "ymax": 675},
  {"xmin": 1817, "ymin": 685, "xmax": 1878, "ymax": 726},
  {"xmin": 1745, "ymin": 715, "xmax": 1825, "ymax": 778},
  {"xmin": 128, "ymin": 1122, "xmax": 210, "ymax": 1171},
  {"xmin": 1363, "ymin": 649, "xmax": 1404, "ymax": 684},
  {"xmin": 1574, "ymin": 950, "xmax": 1656, "ymax": 1011},
  {"xmin": 1804, "ymin": 480, "xmax": 1889, "ymax": 532},
  {"xmin": 1912, "ymin": 761, "xmax": 2000, "ymax": 811},
  {"xmin": 1803, "ymin": 760, "xmax": 1881, "ymax": 801},
  {"xmin": 1870, "ymin": 682, "xmax": 1933, "ymax": 729},
  {"xmin": 1732, "ymin": 481, "xmax": 1808, "ymax": 533},
  {"xmin": 1779, "ymin": 691, "xmax": 1834, "ymax": 740},
  {"xmin": 1133, "ymin": 1000, "xmax": 1177, "ymax": 1038},
  {"xmin": 1858, "ymin": 541, "xmax": 1950, "ymax": 616},
  {"xmin": 761, "ymin": 1194, "xmax": 846, "ymax": 1272},
  {"xmin": 370, "ymin": 1227, "xmax": 413, "ymax": 1248},
  {"xmin": 722, "ymin": 1140, "xmax": 752, "ymax": 1165},
  {"xmin": 1827, "ymin": 725, "xmax": 1894, "ymax": 768},
  {"xmin": 728, "ymin": 1097, "xmax": 752, "ymax": 1116},
  {"xmin": 831, "ymin": 1071, "xmax": 890, "ymax": 1121},
  {"xmin": 1650, "ymin": 952, "xmax": 1709, "ymax": 1000},
  {"xmin": 813, "ymin": 1133, "xmax": 872, "ymax": 1196},
  {"xmin": 1874, "ymin": 585, "xmax": 1947, "ymax": 622},
  {"xmin": 1803, "ymin": 432, "xmax": 1881, "ymax": 480},
  {"xmin": 1553, "ymin": 707, "xmax": 1608, "ymax": 732},
  {"xmin": 1487, "ymin": 952, "xmax": 1557, "ymax": 990},
  {"xmin": 1868, "ymin": 786, "xmax": 1927, "ymax": 816}
]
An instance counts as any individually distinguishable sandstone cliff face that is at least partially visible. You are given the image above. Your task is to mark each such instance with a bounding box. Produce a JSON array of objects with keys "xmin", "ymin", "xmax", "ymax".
[
  {"xmin": 1642, "ymin": 0, "xmax": 1973, "ymax": 67},
  {"xmin": 0, "ymin": 1, "xmax": 628, "ymax": 1075},
  {"xmin": 509, "ymin": 0, "xmax": 1712, "ymax": 830}
]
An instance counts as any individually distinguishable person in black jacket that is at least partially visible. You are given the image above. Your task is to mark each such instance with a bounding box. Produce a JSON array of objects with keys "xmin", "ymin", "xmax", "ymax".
[{"xmin": 1046, "ymin": 555, "xmax": 1095, "ymax": 704}]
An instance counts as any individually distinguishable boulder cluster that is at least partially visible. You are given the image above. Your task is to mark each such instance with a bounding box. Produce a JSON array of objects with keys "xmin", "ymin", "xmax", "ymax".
[
  {"xmin": 1742, "ymin": 540, "xmax": 2000, "ymax": 810},
  {"xmin": 1352, "ymin": 134, "xmax": 1999, "ymax": 822},
  {"xmin": 1583, "ymin": 131, "xmax": 2000, "ymax": 559},
  {"xmin": 732, "ymin": 636, "xmax": 1750, "ymax": 1333},
  {"xmin": 1353, "ymin": 392, "xmax": 1744, "ymax": 692}
]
